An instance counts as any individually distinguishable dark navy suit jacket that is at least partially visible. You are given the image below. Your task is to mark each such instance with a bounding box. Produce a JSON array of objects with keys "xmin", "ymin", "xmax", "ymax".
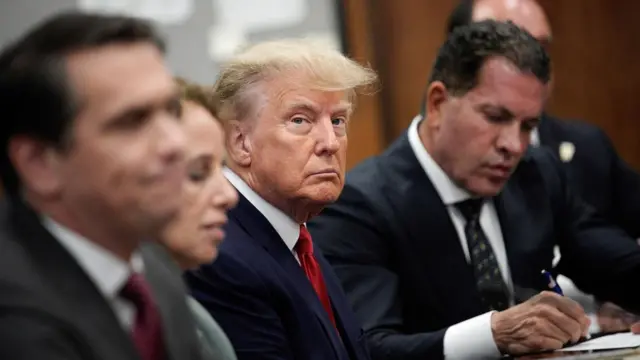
[
  {"xmin": 538, "ymin": 114, "xmax": 640, "ymax": 238},
  {"xmin": 185, "ymin": 193, "xmax": 370, "ymax": 360},
  {"xmin": 308, "ymin": 132, "xmax": 640, "ymax": 360}
]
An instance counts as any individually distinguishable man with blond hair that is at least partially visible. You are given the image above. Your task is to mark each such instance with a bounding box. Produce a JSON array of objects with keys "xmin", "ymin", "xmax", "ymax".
[{"xmin": 185, "ymin": 39, "xmax": 377, "ymax": 360}]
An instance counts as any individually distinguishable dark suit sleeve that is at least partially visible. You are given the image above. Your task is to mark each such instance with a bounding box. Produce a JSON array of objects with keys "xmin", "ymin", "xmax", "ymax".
[
  {"xmin": 310, "ymin": 182, "xmax": 447, "ymax": 360},
  {"xmin": 596, "ymin": 129, "xmax": 640, "ymax": 239},
  {"xmin": 185, "ymin": 255, "xmax": 295, "ymax": 360},
  {"xmin": 545, "ymin": 149, "xmax": 640, "ymax": 314},
  {"xmin": 0, "ymin": 314, "xmax": 85, "ymax": 359}
]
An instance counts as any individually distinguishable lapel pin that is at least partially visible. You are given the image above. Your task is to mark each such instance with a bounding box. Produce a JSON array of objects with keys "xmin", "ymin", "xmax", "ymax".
[{"xmin": 559, "ymin": 142, "xmax": 575, "ymax": 163}]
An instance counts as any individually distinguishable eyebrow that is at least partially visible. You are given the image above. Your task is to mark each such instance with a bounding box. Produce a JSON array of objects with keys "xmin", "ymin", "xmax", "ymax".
[
  {"xmin": 105, "ymin": 90, "xmax": 181, "ymax": 127},
  {"xmin": 286, "ymin": 99, "xmax": 353, "ymax": 115},
  {"xmin": 477, "ymin": 104, "xmax": 515, "ymax": 118},
  {"xmin": 187, "ymin": 153, "xmax": 213, "ymax": 165}
]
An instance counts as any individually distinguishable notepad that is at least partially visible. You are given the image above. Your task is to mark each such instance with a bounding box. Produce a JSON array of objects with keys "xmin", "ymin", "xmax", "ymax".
[{"xmin": 557, "ymin": 332, "xmax": 640, "ymax": 352}]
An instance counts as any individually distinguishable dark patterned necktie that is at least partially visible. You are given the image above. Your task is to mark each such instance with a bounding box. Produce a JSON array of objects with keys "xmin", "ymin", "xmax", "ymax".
[
  {"xmin": 455, "ymin": 198, "xmax": 510, "ymax": 311},
  {"xmin": 120, "ymin": 273, "xmax": 166, "ymax": 360}
]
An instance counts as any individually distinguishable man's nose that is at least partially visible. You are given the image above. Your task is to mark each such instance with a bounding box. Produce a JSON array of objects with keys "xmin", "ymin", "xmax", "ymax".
[
  {"xmin": 156, "ymin": 114, "xmax": 186, "ymax": 164},
  {"xmin": 314, "ymin": 117, "xmax": 341, "ymax": 155},
  {"xmin": 497, "ymin": 122, "xmax": 527, "ymax": 157}
]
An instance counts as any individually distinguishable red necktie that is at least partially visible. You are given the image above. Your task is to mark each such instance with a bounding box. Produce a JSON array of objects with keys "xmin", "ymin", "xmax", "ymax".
[
  {"xmin": 120, "ymin": 273, "xmax": 166, "ymax": 360},
  {"xmin": 296, "ymin": 225, "xmax": 338, "ymax": 329}
]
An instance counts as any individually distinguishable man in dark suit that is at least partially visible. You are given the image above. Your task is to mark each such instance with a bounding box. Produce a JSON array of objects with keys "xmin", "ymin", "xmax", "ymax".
[
  {"xmin": 447, "ymin": 0, "xmax": 640, "ymax": 238},
  {"xmin": 184, "ymin": 39, "xmax": 377, "ymax": 360},
  {"xmin": 308, "ymin": 20, "xmax": 640, "ymax": 359},
  {"xmin": 447, "ymin": 0, "xmax": 640, "ymax": 332},
  {"xmin": 0, "ymin": 12, "xmax": 202, "ymax": 360}
]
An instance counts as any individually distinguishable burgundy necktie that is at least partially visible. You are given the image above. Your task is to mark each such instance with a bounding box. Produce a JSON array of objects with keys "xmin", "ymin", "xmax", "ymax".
[
  {"xmin": 296, "ymin": 225, "xmax": 338, "ymax": 329},
  {"xmin": 120, "ymin": 273, "xmax": 166, "ymax": 360}
]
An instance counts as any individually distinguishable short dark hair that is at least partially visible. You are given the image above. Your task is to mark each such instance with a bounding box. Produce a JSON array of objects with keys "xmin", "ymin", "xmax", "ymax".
[
  {"xmin": 446, "ymin": 0, "xmax": 475, "ymax": 35},
  {"xmin": 0, "ymin": 11, "xmax": 166, "ymax": 196},
  {"xmin": 421, "ymin": 20, "xmax": 550, "ymax": 115}
]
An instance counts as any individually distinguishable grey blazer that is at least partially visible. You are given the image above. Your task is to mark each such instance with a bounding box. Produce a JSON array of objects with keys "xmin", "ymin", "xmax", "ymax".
[
  {"xmin": 187, "ymin": 296, "xmax": 237, "ymax": 360},
  {"xmin": 0, "ymin": 199, "xmax": 203, "ymax": 360}
]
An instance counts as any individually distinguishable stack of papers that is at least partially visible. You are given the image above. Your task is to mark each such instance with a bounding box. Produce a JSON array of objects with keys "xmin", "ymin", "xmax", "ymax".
[{"xmin": 558, "ymin": 332, "xmax": 640, "ymax": 352}]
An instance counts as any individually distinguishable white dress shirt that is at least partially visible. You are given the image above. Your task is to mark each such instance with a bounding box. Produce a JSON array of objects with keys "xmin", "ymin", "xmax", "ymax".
[
  {"xmin": 42, "ymin": 216, "xmax": 144, "ymax": 330},
  {"xmin": 224, "ymin": 168, "xmax": 303, "ymax": 263},
  {"xmin": 408, "ymin": 115, "xmax": 511, "ymax": 359}
]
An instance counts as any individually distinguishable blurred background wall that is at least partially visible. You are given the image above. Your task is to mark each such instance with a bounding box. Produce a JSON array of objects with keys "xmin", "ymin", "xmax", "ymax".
[
  {"xmin": 0, "ymin": 0, "xmax": 343, "ymax": 84},
  {"xmin": 0, "ymin": 0, "xmax": 638, "ymax": 172}
]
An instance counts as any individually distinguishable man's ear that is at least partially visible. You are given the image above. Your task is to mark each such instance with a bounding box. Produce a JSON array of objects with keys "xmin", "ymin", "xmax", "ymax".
[
  {"xmin": 225, "ymin": 120, "xmax": 252, "ymax": 167},
  {"xmin": 8, "ymin": 136, "xmax": 65, "ymax": 198},
  {"xmin": 425, "ymin": 81, "xmax": 449, "ymax": 129}
]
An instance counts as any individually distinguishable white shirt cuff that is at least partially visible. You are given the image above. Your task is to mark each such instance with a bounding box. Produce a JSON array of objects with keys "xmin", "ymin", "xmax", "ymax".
[{"xmin": 443, "ymin": 311, "xmax": 501, "ymax": 360}]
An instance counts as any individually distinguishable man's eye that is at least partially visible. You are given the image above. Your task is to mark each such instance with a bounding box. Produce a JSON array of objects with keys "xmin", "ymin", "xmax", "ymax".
[
  {"xmin": 485, "ymin": 113, "xmax": 506, "ymax": 123},
  {"xmin": 332, "ymin": 117, "xmax": 346, "ymax": 126}
]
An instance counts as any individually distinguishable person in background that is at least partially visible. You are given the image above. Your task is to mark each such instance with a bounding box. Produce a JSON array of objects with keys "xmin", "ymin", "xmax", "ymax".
[
  {"xmin": 309, "ymin": 20, "xmax": 640, "ymax": 360},
  {"xmin": 185, "ymin": 38, "xmax": 377, "ymax": 360},
  {"xmin": 0, "ymin": 11, "xmax": 202, "ymax": 360},
  {"xmin": 446, "ymin": 0, "xmax": 640, "ymax": 333},
  {"xmin": 159, "ymin": 77, "xmax": 239, "ymax": 360}
]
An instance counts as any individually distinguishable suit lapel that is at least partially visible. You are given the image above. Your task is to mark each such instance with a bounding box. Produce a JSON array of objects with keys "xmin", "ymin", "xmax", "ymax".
[
  {"xmin": 318, "ymin": 252, "xmax": 368, "ymax": 360},
  {"xmin": 10, "ymin": 200, "xmax": 139, "ymax": 360},
  {"xmin": 386, "ymin": 135, "xmax": 486, "ymax": 322},
  {"xmin": 536, "ymin": 114, "xmax": 561, "ymax": 150},
  {"xmin": 229, "ymin": 195, "xmax": 348, "ymax": 359},
  {"xmin": 141, "ymin": 244, "xmax": 184, "ymax": 360},
  {"xmin": 495, "ymin": 153, "xmax": 554, "ymax": 297}
]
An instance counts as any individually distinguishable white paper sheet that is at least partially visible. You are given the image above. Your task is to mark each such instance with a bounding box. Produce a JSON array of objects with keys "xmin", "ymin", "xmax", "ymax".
[{"xmin": 558, "ymin": 332, "xmax": 640, "ymax": 352}]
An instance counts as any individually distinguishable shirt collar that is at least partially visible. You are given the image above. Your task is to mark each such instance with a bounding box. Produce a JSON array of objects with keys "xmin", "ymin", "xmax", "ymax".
[
  {"xmin": 407, "ymin": 115, "xmax": 473, "ymax": 205},
  {"xmin": 223, "ymin": 167, "xmax": 301, "ymax": 252},
  {"xmin": 41, "ymin": 216, "xmax": 144, "ymax": 299}
]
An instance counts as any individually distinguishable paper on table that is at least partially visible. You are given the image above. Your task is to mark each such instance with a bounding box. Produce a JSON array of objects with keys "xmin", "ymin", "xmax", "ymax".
[{"xmin": 557, "ymin": 332, "xmax": 640, "ymax": 352}]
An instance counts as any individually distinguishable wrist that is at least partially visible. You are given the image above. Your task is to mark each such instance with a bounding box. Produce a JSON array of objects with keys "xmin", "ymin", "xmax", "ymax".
[{"xmin": 490, "ymin": 311, "xmax": 507, "ymax": 354}]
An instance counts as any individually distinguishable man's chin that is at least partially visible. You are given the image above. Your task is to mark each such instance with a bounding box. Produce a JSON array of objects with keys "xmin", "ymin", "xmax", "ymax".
[
  {"xmin": 307, "ymin": 183, "xmax": 342, "ymax": 202},
  {"xmin": 142, "ymin": 206, "xmax": 180, "ymax": 238},
  {"xmin": 467, "ymin": 179, "xmax": 507, "ymax": 198},
  {"xmin": 296, "ymin": 184, "xmax": 341, "ymax": 214}
]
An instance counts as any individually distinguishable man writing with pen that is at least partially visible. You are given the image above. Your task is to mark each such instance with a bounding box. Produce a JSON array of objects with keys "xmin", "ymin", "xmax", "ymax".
[{"xmin": 308, "ymin": 20, "xmax": 640, "ymax": 359}]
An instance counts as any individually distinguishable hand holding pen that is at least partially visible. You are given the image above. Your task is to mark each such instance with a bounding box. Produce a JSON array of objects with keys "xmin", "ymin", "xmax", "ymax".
[
  {"xmin": 488, "ymin": 270, "xmax": 591, "ymax": 355},
  {"xmin": 542, "ymin": 270, "xmax": 640, "ymax": 336}
]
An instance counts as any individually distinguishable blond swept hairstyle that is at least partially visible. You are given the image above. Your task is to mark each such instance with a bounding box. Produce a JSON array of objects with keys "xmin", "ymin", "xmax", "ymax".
[
  {"xmin": 211, "ymin": 38, "xmax": 378, "ymax": 122},
  {"xmin": 174, "ymin": 77, "xmax": 218, "ymax": 118}
]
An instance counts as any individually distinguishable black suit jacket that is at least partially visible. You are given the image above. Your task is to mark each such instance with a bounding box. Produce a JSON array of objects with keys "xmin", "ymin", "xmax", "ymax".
[
  {"xmin": 307, "ymin": 132, "xmax": 640, "ymax": 360},
  {"xmin": 185, "ymin": 193, "xmax": 371, "ymax": 360},
  {"xmin": 0, "ymin": 199, "xmax": 202, "ymax": 360},
  {"xmin": 538, "ymin": 114, "xmax": 640, "ymax": 238}
]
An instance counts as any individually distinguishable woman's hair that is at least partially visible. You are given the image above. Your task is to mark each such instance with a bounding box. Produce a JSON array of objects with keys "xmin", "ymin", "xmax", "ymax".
[{"xmin": 174, "ymin": 77, "xmax": 217, "ymax": 117}]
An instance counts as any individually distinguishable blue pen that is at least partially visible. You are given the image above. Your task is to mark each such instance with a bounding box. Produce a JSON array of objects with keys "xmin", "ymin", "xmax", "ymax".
[
  {"xmin": 541, "ymin": 269, "xmax": 564, "ymax": 296},
  {"xmin": 541, "ymin": 269, "xmax": 592, "ymax": 341}
]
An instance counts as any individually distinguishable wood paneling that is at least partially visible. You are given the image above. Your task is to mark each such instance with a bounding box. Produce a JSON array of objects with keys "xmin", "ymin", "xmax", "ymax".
[
  {"xmin": 537, "ymin": 0, "xmax": 640, "ymax": 169},
  {"xmin": 368, "ymin": 0, "xmax": 457, "ymax": 141},
  {"xmin": 339, "ymin": 0, "xmax": 386, "ymax": 169}
]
